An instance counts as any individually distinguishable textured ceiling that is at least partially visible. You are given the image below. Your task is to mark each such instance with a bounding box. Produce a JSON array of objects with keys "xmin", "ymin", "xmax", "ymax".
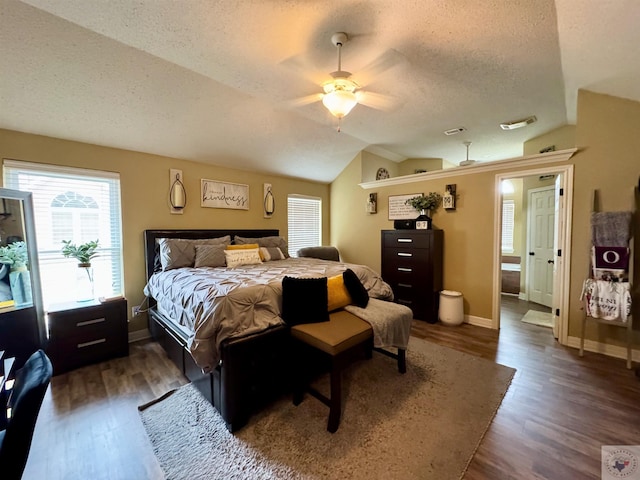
[{"xmin": 1, "ymin": 0, "xmax": 638, "ymax": 182}]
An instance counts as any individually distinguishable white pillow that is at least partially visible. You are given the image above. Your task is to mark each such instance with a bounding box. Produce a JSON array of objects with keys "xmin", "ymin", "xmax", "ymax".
[{"xmin": 224, "ymin": 248, "xmax": 262, "ymax": 268}]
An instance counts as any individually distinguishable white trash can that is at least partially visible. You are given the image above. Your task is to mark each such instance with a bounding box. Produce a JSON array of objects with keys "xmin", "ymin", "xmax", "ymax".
[{"xmin": 439, "ymin": 290, "xmax": 464, "ymax": 326}]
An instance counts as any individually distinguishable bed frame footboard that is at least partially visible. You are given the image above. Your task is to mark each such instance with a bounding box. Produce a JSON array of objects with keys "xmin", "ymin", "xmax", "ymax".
[{"xmin": 149, "ymin": 307, "xmax": 292, "ymax": 432}]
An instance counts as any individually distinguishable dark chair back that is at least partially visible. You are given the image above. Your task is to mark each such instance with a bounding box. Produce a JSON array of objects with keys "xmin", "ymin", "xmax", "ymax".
[
  {"xmin": 297, "ymin": 246, "xmax": 340, "ymax": 262},
  {"xmin": 0, "ymin": 349, "xmax": 52, "ymax": 480}
]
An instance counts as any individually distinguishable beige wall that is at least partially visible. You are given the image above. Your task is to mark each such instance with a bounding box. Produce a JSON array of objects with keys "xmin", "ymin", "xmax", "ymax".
[
  {"xmin": 331, "ymin": 90, "xmax": 640, "ymax": 351},
  {"xmin": 524, "ymin": 124, "xmax": 576, "ymax": 156},
  {"xmin": 398, "ymin": 158, "xmax": 443, "ymax": 176},
  {"xmin": 569, "ymin": 91, "xmax": 640, "ymax": 344},
  {"xmin": 0, "ymin": 129, "xmax": 330, "ymax": 334},
  {"xmin": 360, "ymin": 151, "xmax": 399, "ymax": 182}
]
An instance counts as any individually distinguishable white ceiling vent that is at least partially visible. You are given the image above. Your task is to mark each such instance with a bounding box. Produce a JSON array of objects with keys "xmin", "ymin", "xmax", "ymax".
[
  {"xmin": 444, "ymin": 127, "xmax": 466, "ymax": 136},
  {"xmin": 499, "ymin": 115, "xmax": 537, "ymax": 130}
]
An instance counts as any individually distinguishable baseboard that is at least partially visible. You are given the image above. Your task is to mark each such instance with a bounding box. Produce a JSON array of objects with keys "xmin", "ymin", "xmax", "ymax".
[
  {"xmin": 465, "ymin": 315, "xmax": 493, "ymax": 329},
  {"xmin": 518, "ymin": 292, "xmax": 527, "ymax": 301},
  {"xmin": 129, "ymin": 328, "xmax": 152, "ymax": 344},
  {"xmin": 567, "ymin": 335, "xmax": 639, "ymax": 363}
]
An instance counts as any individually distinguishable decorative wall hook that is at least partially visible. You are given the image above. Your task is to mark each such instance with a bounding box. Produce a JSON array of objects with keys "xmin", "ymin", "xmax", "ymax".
[
  {"xmin": 443, "ymin": 184, "xmax": 456, "ymax": 210},
  {"xmin": 264, "ymin": 183, "xmax": 275, "ymax": 218},
  {"xmin": 170, "ymin": 169, "xmax": 186, "ymax": 214},
  {"xmin": 366, "ymin": 192, "xmax": 377, "ymax": 214}
]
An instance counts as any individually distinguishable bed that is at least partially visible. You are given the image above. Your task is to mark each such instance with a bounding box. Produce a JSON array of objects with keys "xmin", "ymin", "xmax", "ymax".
[{"xmin": 143, "ymin": 229, "xmax": 394, "ymax": 431}]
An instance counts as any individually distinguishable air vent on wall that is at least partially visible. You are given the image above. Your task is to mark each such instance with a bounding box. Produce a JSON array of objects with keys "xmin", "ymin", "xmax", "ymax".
[{"xmin": 499, "ymin": 115, "xmax": 537, "ymax": 130}]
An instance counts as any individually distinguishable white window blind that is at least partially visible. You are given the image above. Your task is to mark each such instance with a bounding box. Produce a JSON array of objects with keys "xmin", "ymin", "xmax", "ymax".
[
  {"xmin": 287, "ymin": 195, "xmax": 322, "ymax": 257},
  {"xmin": 3, "ymin": 160, "xmax": 123, "ymax": 307},
  {"xmin": 501, "ymin": 199, "xmax": 515, "ymax": 253}
]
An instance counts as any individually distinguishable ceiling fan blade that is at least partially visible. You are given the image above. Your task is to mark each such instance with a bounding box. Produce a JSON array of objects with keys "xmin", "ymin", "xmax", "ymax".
[
  {"xmin": 356, "ymin": 91, "xmax": 397, "ymax": 111},
  {"xmin": 352, "ymin": 49, "xmax": 406, "ymax": 86},
  {"xmin": 284, "ymin": 93, "xmax": 323, "ymax": 108},
  {"xmin": 280, "ymin": 54, "xmax": 330, "ymax": 86}
]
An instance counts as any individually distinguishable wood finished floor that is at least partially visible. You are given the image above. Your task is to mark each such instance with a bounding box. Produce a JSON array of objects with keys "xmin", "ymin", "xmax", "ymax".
[{"xmin": 23, "ymin": 296, "xmax": 640, "ymax": 479}]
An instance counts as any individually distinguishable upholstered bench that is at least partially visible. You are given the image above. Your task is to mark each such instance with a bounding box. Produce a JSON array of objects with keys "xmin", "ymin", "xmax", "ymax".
[
  {"xmin": 282, "ymin": 270, "xmax": 410, "ymax": 433},
  {"xmin": 291, "ymin": 309, "xmax": 406, "ymax": 433}
]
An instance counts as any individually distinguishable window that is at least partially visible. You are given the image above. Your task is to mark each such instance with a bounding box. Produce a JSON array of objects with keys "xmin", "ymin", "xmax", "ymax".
[
  {"xmin": 4, "ymin": 160, "xmax": 123, "ymax": 307},
  {"xmin": 287, "ymin": 195, "xmax": 322, "ymax": 257},
  {"xmin": 501, "ymin": 199, "xmax": 515, "ymax": 253}
]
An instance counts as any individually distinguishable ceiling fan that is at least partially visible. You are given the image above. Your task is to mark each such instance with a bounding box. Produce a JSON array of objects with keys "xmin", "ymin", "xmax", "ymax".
[{"xmin": 287, "ymin": 32, "xmax": 397, "ymax": 130}]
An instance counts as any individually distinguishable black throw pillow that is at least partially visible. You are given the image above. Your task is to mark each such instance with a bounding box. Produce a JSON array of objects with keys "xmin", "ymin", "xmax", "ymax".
[
  {"xmin": 343, "ymin": 269, "xmax": 369, "ymax": 308},
  {"xmin": 281, "ymin": 276, "xmax": 329, "ymax": 325}
]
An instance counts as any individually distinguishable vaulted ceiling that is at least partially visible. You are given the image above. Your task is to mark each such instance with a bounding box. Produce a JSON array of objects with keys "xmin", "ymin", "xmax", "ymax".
[{"xmin": 1, "ymin": 0, "xmax": 638, "ymax": 182}]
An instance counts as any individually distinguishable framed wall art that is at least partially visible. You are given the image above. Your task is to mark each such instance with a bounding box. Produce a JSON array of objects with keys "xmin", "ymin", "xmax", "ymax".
[
  {"xmin": 388, "ymin": 193, "xmax": 422, "ymax": 220},
  {"xmin": 201, "ymin": 179, "xmax": 249, "ymax": 210}
]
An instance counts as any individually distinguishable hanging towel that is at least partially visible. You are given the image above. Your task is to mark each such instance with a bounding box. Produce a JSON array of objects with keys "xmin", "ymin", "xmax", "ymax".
[
  {"xmin": 591, "ymin": 246, "xmax": 630, "ymax": 281},
  {"xmin": 591, "ymin": 211, "xmax": 632, "ymax": 247},
  {"xmin": 580, "ymin": 279, "xmax": 631, "ymax": 322}
]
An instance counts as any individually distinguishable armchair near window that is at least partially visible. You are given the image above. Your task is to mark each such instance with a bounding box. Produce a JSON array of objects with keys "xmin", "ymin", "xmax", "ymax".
[
  {"xmin": 296, "ymin": 246, "xmax": 341, "ymax": 262},
  {"xmin": 0, "ymin": 349, "xmax": 52, "ymax": 480}
]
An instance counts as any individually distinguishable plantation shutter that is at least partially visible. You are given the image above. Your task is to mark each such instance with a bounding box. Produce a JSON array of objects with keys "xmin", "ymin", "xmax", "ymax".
[
  {"xmin": 287, "ymin": 195, "xmax": 322, "ymax": 257},
  {"xmin": 501, "ymin": 199, "xmax": 515, "ymax": 253},
  {"xmin": 3, "ymin": 160, "xmax": 123, "ymax": 307}
]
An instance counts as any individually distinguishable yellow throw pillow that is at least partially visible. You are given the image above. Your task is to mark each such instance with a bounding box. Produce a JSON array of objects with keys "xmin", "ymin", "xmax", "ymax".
[
  {"xmin": 327, "ymin": 274, "xmax": 352, "ymax": 312},
  {"xmin": 226, "ymin": 243, "xmax": 260, "ymax": 250}
]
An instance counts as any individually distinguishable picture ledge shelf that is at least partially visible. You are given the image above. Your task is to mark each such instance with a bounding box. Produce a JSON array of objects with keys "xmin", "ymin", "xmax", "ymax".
[{"xmin": 359, "ymin": 148, "xmax": 578, "ymax": 190}]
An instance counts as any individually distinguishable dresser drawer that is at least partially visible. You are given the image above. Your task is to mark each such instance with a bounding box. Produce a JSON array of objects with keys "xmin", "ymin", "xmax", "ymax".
[
  {"xmin": 383, "ymin": 248, "xmax": 431, "ymax": 268},
  {"xmin": 383, "ymin": 231, "xmax": 432, "ymax": 249},
  {"xmin": 49, "ymin": 312, "xmax": 115, "ymax": 340}
]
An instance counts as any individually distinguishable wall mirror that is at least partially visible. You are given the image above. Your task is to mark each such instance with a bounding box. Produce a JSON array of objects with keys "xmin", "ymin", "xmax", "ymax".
[{"xmin": 0, "ymin": 188, "xmax": 45, "ymax": 364}]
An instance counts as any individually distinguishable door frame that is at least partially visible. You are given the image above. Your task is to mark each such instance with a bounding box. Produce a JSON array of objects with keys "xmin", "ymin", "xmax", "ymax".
[{"xmin": 492, "ymin": 164, "xmax": 574, "ymax": 345}]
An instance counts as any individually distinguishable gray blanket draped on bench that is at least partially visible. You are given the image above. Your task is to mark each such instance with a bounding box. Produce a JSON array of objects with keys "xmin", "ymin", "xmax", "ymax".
[{"xmin": 345, "ymin": 298, "xmax": 412, "ymax": 349}]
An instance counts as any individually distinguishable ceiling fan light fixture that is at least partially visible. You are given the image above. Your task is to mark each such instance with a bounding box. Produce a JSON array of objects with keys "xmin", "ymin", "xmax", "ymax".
[
  {"xmin": 320, "ymin": 32, "xmax": 361, "ymax": 120},
  {"xmin": 322, "ymin": 89, "xmax": 358, "ymax": 118}
]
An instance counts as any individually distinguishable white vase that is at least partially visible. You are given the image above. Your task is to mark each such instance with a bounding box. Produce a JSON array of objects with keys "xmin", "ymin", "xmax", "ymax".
[
  {"xmin": 9, "ymin": 265, "xmax": 32, "ymax": 306},
  {"xmin": 76, "ymin": 263, "xmax": 94, "ymax": 302},
  {"xmin": 415, "ymin": 209, "xmax": 432, "ymax": 230}
]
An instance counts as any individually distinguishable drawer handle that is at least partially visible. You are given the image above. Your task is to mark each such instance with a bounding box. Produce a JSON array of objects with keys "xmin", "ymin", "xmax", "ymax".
[
  {"xmin": 398, "ymin": 283, "xmax": 412, "ymax": 288},
  {"xmin": 397, "ymin": 267, "xmax": 413, "ymax": 272},
  {"xmin": 398, "ymin": 299, "xmax": 413, "ymax": 305},
  {"xmin": 397, "ymin": 252, "xmax": 413, "ymax": 257},
  {"xmin": 397, "ymin": 239, "xmax": 413, "ymax": 243},
  {"xmin": 77, "ymin": 338, "xmax": 106, "ymax": 349},
  {"xmin": 76, "ymin": 318, "xmax": 106, "ymax": 327}
]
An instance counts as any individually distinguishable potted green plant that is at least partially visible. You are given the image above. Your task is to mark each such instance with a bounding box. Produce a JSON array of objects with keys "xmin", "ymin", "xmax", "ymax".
[
  {"xmin": 62, "ymin": 240, "xmax": 99, "ymax": 302},
  {"xmin": 0, "ymin": 241, "xmax": 32, "ymax": 305},
  {"xmin": 61, "ymin": 239, "xmax": 99, "ymax": 266},
  {"xmin": 405, "ymin": 193, "xmax": 442, "ymax": 214},
  {"xmin": 0, "ymin": 241, "xmax": 28, "ymax": 270}
]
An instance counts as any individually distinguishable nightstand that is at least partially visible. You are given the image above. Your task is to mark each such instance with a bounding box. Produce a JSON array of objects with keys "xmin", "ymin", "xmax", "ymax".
[{"xmin": 46, "ymin": 298, "xmax": 128, "ymax": 375}]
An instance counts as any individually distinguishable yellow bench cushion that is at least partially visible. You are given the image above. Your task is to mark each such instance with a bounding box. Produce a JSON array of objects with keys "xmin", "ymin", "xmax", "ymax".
[{"xmin": 290, "ymin": 310, "xmax": 373, "ymax": 356}]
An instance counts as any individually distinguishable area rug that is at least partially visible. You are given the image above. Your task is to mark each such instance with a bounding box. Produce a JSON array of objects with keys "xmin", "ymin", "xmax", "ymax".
[
  {"xmin": 139, "ymin": 337, "xmax": 515, "ymax": 480},
  {"xmin": 521, "ymin": 309, "xmax": 554, "ymax": 328}
]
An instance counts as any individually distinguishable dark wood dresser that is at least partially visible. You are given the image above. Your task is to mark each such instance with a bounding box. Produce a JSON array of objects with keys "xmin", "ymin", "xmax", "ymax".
[
  {"xmin": 381, "ymin": 229, "xmax": 443, "ymax": 322},
  {"xmin": 46, "ymin": 298, "xmax": 128, "ymax": 375}
]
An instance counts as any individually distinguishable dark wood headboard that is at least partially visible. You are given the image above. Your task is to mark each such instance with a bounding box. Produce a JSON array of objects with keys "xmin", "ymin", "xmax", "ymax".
[{"xmin": 143, "ymin": 229, "xmax": 279, "ymax": 280}]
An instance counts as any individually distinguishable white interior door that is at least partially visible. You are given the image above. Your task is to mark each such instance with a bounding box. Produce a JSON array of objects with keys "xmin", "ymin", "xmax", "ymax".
[{"xmin": 527, "ymin": 187, "xmax": 555, "ymax": 307}]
